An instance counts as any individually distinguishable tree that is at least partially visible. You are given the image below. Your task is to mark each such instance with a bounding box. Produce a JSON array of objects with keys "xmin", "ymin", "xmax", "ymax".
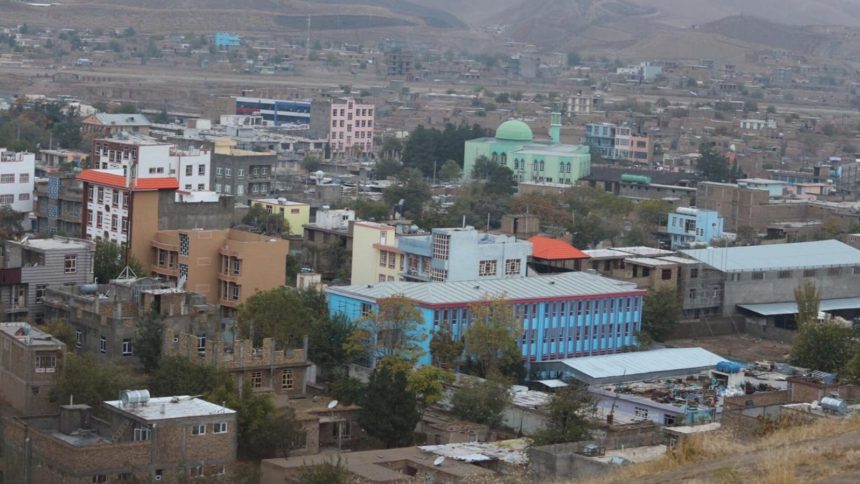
[
  {"xmin": 533, "ymin": 385, "xmax": 593, "ymax": 444},
  {"xmin": 93, "ymin": 240, "xmax": 143, "ymax": 283},
  {"xmin": 0, "ymin": 206, "xmax": 26, "ymax": 240},
  {"xmin": 308, "ymin": 313, "xmax": 355, "ymax": 375},
  {"xmin": 790, "ymin": 283, "xmax": 855, "ymax": 372},
  {"xmin": 451, "ymin": 375, "xmax": 510, "ymax": 437},
  {"xmin": 567, "ymin": 51, "xmax": 581, "ymax": 66},
  {"xmin": 345, "ymin": 296, "xmax": 427, "ymax": 365},
  {"xmin": 735, "ymin": 226, "xmax": 756, "ymax": 245},
  {"xmin": 438, "ymin": 159, "xmax": 463, "ymax": 182},
  {"xmin": 374, "ymin": 158, "xmax": 402, "ymax": 179},
  {"xmin": 301, "ymin": 154, "xmax": 321, "ymax": 173},
  {"xmin": 359, "ymin": 358, "xmax": 420, "ymax": 448},
  {"xmin": 353, "ymin": 198, "xmax": 391, "ymax": 221},
  {"xmin": 242, "ymin": 204, "xmax": 287, "ymax": 235},
  {"xmin": 407, "ymin": 365, "xmax": 454, "ymax": 417},
  {"xmin": 134, "ymin": 307, "xmax": 165, "ymax": 372},
  {"xmin": 148, "ymin": 356, "xmax": 226, "ymax": 397},
  {"xmin": 238, "ymin": 287, "xmax": 311, "ymax": 348},
  {"xmin": 697, "ymin": 144, "xmax": 742, "ymax": 182},
  {"xmin": 463, "ymin": 298, "xmax": 523, "ymax": 379},
  {"xmin": 471, "ymin": 156, "xmax": 516, "ymax": 196},
  {"xmin": 641, "ymin": 288, "xmax": 681, "ymax": 342},
  {"xmin": 383, "ymin": 168, "xmax": 432, "ymax": 220},
  {"xmin": 54, "ymin": 354, "xmax": 142, "ymax": 411},
  {"xmin": 296, "ymin": 457, "xmax": 350, "ymax": 484},
  {"xmin": 430, "ymin": 327, "xmax": 464, "ymax": 369},
  {"xmin": 42, "ymin": 318, "xmax": 76, "ymax": 347}
]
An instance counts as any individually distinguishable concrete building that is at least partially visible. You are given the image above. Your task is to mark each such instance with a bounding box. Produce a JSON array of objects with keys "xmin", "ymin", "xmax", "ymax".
[
  {"xmin": 252, "ymin": 199, "xmax": 310, "ymax": 236},
  {"xmin": 214, "ymin": 32, "xmax": 240, "ymax": 48},
  {"xmin": 464, "ymin": 105, "xmax": 591, "ymax": 185},
  {"xmin": 350, "ymin": 221, "xmax": 402, "ymax": 285},
  {"xmin": 328, "ymin": 271, "xmax": 645, "ymax": 366},
  {"xmin": 740, "ymin": 119, "xmax": 777, "ymax": 131},
  {"xmin": 38, "ymin": 148, "xmax": 88, "ymax": 172},
  {"xmin": 680, "ymin": 240, "xmax": 860, "ymax": 318},
  {"xmin": 150, "ymin": 228, "xmax": 289, "ymax": 310},
  {"xmin": 398, "ymin": 226, "xmax": 531, "ymax": 282},
  {"xmin": 234, "ymin": 96, "xmax": 311, "ymax": 127},
  {"xmin": 80, "ymin": 113, "xmax": 151, "ymax": 136},
  {"xmin": 737, "ymin": 178, "xmax": 787, "ymax": 198},
  {"xmin": 329, "ymin": 97, "xmax": 375, "ymax": 158},
  {"xmin": 44, "ymin": 277, "xmax": 222, "ymax": 362},
  {"xmin": 302, "ymin": 212, "xmax": 354, "ymax": 280},
  {"xmin": 567, "ymin": 91, "xmax": 604, "ymax": 116},
  {"xmin": 0, "ymin": 148, "xmax": 35, "ymax": 213},
  {"xmin": 582, "ymin": 247, "xmax": 677, "ymax": 291},
  {"xmin": 211, "ymin": 140, "xmax": 275, "ymax": 202},
  {"xmin": 666, "ymin": 207, "xmax": 725, "ymax": 249},
  {"xmin": 91, "ymin": 134, "xmax": 211, "ymax": 193},
  {"xmin": 3, "ymin": 392, "xmax": 237, "ymax": 482},
  {"xmin": 33, "ymin": 173, "xmax": 84, "ymax": 236},
  {"xmin": 584, "ymin": 123, "xmax": 617, "ymax": 160},
  {"xmin": 0, "ymin": 237, "xmax": 95, "ymax": 323},
  {"xmin": 0, "ymin": 322, "xmax": 66, "ymax": 416},
  {"xmin": 164, "ymin": 330, "xmax": 309, "ymax": 408}
]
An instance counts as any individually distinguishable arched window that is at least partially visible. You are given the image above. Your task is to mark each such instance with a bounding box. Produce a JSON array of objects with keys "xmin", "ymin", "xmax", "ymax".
[
  {"xmin": 539, "ymin": 160, "xmax": 545, "ymax": 171},
  {"xmin": 533, "ymin": 160, "xmax": 539, "ymax": 171},
  {"xmin": 492, "ymin": 152, "xmax": 498, "ymax": 163},
  {"xmin": 500, "ymin": 153, "xmax": 507, "ymax": 166}
]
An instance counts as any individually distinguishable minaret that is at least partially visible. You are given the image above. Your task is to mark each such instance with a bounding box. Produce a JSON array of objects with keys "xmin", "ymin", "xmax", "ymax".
[{"xmin": 550, "ymin": 101, "xmax": 561, "ymax": 144}]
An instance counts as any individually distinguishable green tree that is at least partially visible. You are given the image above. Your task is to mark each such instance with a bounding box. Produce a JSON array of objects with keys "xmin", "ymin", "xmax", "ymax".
[
  {"xmin": 374, "ymin": 158, "xmax": 402, "ymax": 179},
  {"xmin": 134, "ymin": 307, "xmax": 164, "ymax": 372},
  {"xmin": 438, "ymin": 159, "xmax": 463, "ymax": 182},
  {"xmin": 790, "ymin": 283, "xmax": 855, "ymax": 372},
  {"xmin": 0, "ymin": 206, "xmax": 26, "ymax": 240},
  {"xmin": 42, "ymin": 318, "xmax": 76, "ymax": 347},
  {"xmin": 93, "ymin": 240, "xmax": 143, "ymax": 283},
  {"xmin": 567, "ymin": 51, "xmax": 581, "ymax": 66},
  {"xmin": 309, "ymin": 313, "xmax": 355, "ymax": 375},
  {"xmin": 735, "ymin": 226, "xmax": 756, "ymax": 245},
  {"xmin": 242, "ymin": 204, "xmax": 287, "ymax": 235},
  {"xmin": 429, "ymin": 327, "xmax": 464, "ymax": 369},
  {"xmin": 533, "ymin": 385, "xmax": 592, "ymax": 444},
  {"xmin": 471, "ymin": 156, "xmax": 516, "ymax": 196},
  {"xmin": 238, "ymin": 287, "xmax": 311, "ymax": 348},
  {"xmin": 463, "ymin": 298, "xmax": 523, "ymax": 380},
  {"xmin": 641, "ymin": 288, "xmax": 681, "ymax": 342},
  {"xmin": 301, "ymin": 154, "xmax": 321, "ymax": 173},
  {"xmin": 407, "ymin": 365, "xmax": 454, "ymax": 417},
  {"xmin": 331, "ymin": 376, "xmax": 366, "ymax": 405},
  {"xmin": 54, "ymin": 354, "xmax": 142, "ymax": 411},
  {"xmin": 451, "ymin": 375, "xmax": 511, "ymax": 437},
  {"xmin": 296, "ymin": 456, "xmax": 350, "ymax": 484},
  {"xmin": 359, "ymin": 358, "xmax": 420, "ymax": 448},
  {"xmin": 383, "ymin": 168, "xmax": 432, "ymax": 220},
  {"xmin": 148, "ymin": 356, "xmax": 225, "ymax": 397},
  {"xmin": 345, "ymin": 296, "xmax": 427, "ymax": 365},
  {"xmin": 353, "ymin": 198, "xmax": 391, "ymax": 221}
]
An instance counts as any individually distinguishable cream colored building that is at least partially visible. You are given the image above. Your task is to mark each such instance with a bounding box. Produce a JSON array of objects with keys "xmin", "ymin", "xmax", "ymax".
[
  {"xmin": 253, "ymin": 198, "xmax": 310, "ymax": 235},
  {"xmin": 350, "ymin": 221, "xmax": 402, "ymax": 285}
]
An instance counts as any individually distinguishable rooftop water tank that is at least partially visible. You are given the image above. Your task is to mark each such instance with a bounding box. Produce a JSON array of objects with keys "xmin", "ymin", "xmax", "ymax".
[
  {"xmin": 821, "ymin": 397, "xmax": 848, "ymax": 415},
  {"xmin": 716, "ymin": 361, "xmax": 743, "ymax": 374},
  {"xmin": 621, "ymin": 174, "xmax": 652, "ymax": 185},
  {"xmin": 121, "ymin": 389, "xmax": 151, "ymax": 407}
]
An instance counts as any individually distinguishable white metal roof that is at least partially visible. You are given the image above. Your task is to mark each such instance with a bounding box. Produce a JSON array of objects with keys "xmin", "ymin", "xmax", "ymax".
[
  {"xmin": 681, "ymin": 240, "xmax": 860, "ymax": 272},
  {"xmin": 104, "ymin": 396, "xmax": 236, "ymax": 421},
  {"xmin": 328, "ymin": 272, "xmax": 641, "ymax": 306},
  {"xmin": 554, "ymin": 347, "xmax": 724, "ymax": 381}
]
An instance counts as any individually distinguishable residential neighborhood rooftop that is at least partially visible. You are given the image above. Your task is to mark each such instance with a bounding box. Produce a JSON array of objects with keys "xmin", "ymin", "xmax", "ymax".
[{"xmin": 681, "ymin": 240, "xmax": 860, "ymax": 272}]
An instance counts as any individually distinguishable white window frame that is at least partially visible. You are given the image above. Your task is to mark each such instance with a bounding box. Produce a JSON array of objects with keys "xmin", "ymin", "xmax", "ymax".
[
  {"xmin": 214, "ymin": 422, "xmax": 228, "ymax": 433},
  {"xmin": 191, "ymin": 424, "xmax": 206, "ymax": 436}
]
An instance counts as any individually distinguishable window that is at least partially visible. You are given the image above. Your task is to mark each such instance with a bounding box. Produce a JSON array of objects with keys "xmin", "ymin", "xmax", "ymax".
[
  {"xmin": 333, "ymin": 421, "xmax": 351, "ymax": 439},
  {"xmin": 18, "ymin": 193, "xmax": 29, "ymax": 201},
  {"xmin": 121, "ymin": 217, "xmax": 128, "ymax": 234},
  {"xmin": 661, "ymin": 269, "xmax": 672, "ymax": 280},
  {"xmin": 64, "ymin": 255, "xmax": 77, "ymax": 273},
  {"xmin": 804, "ymin": 269, "xmax": 817, "ymax": 277},
  {"xmin": 828, "ymin": 267, "xmax": 841, "ymax": 276},
  {"xmin": 432, "ymin": 234, "xmax": 450, "ymax": 260},
  {"xmin": 379, "ymin": 251, "xmax": 388, "ymax": 267},
  {"xmin": 122, "ymin": 339, "xmax": 133, "ymax": 356},
  {"xmin": 215, "ymin": 183, "xmax": 222, "ymax": 192},
  {"xmin": 34, "ymin": 284, "xmax": 46, "ymax": 304},
  {"xmin": 634, "ymin": 406, "xmax": 649, "ymax": 419},
  {"xmin": 778, "ymin": 270, "xmax": 792, "ymax": 279},
  {"xmin": 251, "ymin": 371, "xmax": 263, "ymax": 388},
  {"xmin": 92, "ymin": 475, "xmax": 107, "ymax": 484},
  {"xmin": 198, "ymin": 164, "xmax": 206, "ymax": 176},
  {"xmin": 690, "ymin": 268, "xmax": 699, "ymax": 279},
  {"xmin": 0, "ymin": 174, "xmax": 15, "ymax": 183},
  {"xmin": 185, "ymin": 165, "xmax": 193, "ymax": 176},
  {"xmin": 237, "ymin": 185, "xmax": 244, "ymax": 195},
  {"xmin": 224, "ymin": 168, "xmax": 232, "ymax": 176},
  {"xmin": 179, "ymin": 233, "xmax": 189, "ymax": 256},
  {"xmin": 75, "ymin": 330, "xmax": 82, "ymax": 348},
  {"xmin": 0, "ymin": 194, "xmax": 13, "ymax": 205},
  {"xmin": 35, "ymin": 353, "xmax": 57, "ymax": 373},
  {"xmin": 185, "ymin": 184, "xmax": 192, "ymax": 190},
  {"xmin": 197, "ymin": 183, "xmax": 204, "ymax": 190},
  {"xmin": 479, "ymin": 260, "xmax": 497, "ymax": 277},
  {"xmin": 96, "ymin": 212, "xmax": 103, "ymax": 229},
  {"xmin": 214, "ymin": 422, "xmax": 228, "ymax": 433},
  {"xmin": 688, "ymin": 288, "xmax": 697, "ymax": 300},
  {"xmin": 111, "ymin": 214, "xmax": 118, "ymax": 232},
  {"xmin": 197, "ymin": 334, "xmax": 206, "ymax": 353},
  {"xmin": 281, "ymin": 369, "xmax": 294, "ymax": 390},
  {"xmin": 751, "ymin": 272, "xmax": 764, "ymax": 280},
  {"xmin": 99, "ymin": 336, "xmax": 107, "ymax": 353},
  {"xmin": 216, "ymin": 167, "xmax": 222, "ymax": 176},
  {"xmin": 505, "ymin": 259, "xmax": 521, "ymax": 276},
  {"xmin": 231, "ymin": 284, "xmax": 239, "ymax": 300},
  {"xmin": 133, "ymin": 427, "xmax": 151, "ymax": 441},
  {"xmin": 97, "ymin": 187, "xmax": 104, "ymax": 203},
  {"xmin": 237, "ymin": 168, "xmax": 244, "ymax": 177},
  {"xmin": 191, "ymin": 424, "xmax": 206, "ymax": 436}
]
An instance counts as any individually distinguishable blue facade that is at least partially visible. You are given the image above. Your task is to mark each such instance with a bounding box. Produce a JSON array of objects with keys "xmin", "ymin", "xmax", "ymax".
[
  {"xmin": 235, "ymin": 97, "xmax": 312, "ymax": 126},
  {"xmin": 214, "ymin": 32, "xmax": 240, "ymax": 48},
  {"xmin": 667, "ymin": 208, "xmax": 725, "ymax": 249},
  {"xmin": 327, "ymin": 290, "xmax": 644, "ymax": 367},
  {"xmin": 585, "ymin": 123, "xmax": 617, "ymax": 159}
]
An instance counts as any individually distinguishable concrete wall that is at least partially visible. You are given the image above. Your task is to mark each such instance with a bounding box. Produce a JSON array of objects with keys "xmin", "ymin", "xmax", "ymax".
[{"xmin": 157, "ymin": 190, "xmax": 245, "ymax": 233}]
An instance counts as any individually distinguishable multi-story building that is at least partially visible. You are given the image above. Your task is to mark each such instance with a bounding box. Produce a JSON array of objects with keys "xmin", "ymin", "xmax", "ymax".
[
  {"xmin": 589, "ymin": 124, "xmax": 652, "ymax": 164},
  {"xmin": 4, "ymin": 391, "xmax": 237, "ymax": 482},
  {"xmin": 0, "ymin": 237, "xmax": 95, "ymax": 322},
  {"xmin": 398, "ymin": 226, "xmax": 531, "ymax": 283},
  {"xmin": 464, "ymin": 106, "xmax": 591, "ymax": 185},
  {"xmin": 150, "ymin": 228, "xmax": 289, "ymax": 309},
  {"xmin": 253, "ymin": 199, "xmax": 310, "ymax": 235},
  {"xmin": 38, "ymin": 148, "xmax": 89, "ymax": 172},
  {"xmin": 0, "ymin": 148, "xmax": 35, "ymax": 213},
  {"xmin": 328, "ymin": 271, "xmax": 645, "ymax": 366},
  {"xmin": 80, "ymin": 113, "xmax": 151, "ymax": 136},
  {"xmin": 350, "ymin": 221, "xmax": 402, "ymax": 285},
  {"xmin": 329, "ymin": 97, "xmax": 375, "ymax": 158},
  {"xmin": 666, "ymin": 207, "xmax": 725, "ymax": 249},
  {"xmin": 566, "ymin": 91, "xmax": 604, "ymax": 116},
  {"xmin": 384, "ymin": 48, "xmax": 415, "ymax": 78},
  {"xmin": 44, "ymin": 277, "xmax": 222, "ymax": 361},
  {"xmin": 214, "ymin": 32, "xmax": 240, "ymax": 48},
  {"xmin": 302, "ymin": 209, "xmax": 355, "ymax": 280},
  {"xmin": 234, "ymin": 96, "xmax": 311, "ymax": 127},
  {"xmin": 33, "ymin": 173, "xmax": 85, "ymax": 236},
  {"xmin": 0, "ymin": 322, "xmax": 66, "ymax": 416},
  {"xmin": 211, "ymin": 140, "xmax": 275, "ymax": 202},
  {"xmin": 584, "ymin": 123, "xmax": 617, "ymax": 160},
  {"xmin": 92, "ymin": 134, "xmax": 211, "ymax": 192},
  {"xmin": 165, "ymin": 329, "xmax": 309, "ymax": 408},
  {"xmin": 583, "ymin": 247, "xmax": 680, "ymax": 292}
]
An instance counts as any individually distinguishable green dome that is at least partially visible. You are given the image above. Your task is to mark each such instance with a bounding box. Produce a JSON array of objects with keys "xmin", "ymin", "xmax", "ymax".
[{"xmin": 495, "ymin": 119, "xmax": 533, "ymax": 142}]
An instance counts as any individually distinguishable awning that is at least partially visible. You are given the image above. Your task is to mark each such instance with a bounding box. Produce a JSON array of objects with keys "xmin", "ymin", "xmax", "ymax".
[
  {"xmin": 738, "ymin": 297, "xmax": 860, "ymax": 316},
  {"xmin": 536, "ymin": 379, "xmax": 569, "ymax": 389}
]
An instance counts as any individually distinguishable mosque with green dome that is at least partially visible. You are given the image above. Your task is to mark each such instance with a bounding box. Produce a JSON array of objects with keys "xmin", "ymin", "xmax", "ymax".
[{"xmin": 463, "ymin": 105, "xmax": 591, "ymax": 185}]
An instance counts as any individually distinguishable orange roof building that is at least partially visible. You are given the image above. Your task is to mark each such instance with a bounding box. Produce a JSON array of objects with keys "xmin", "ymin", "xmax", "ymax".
[{"xmin": 528, "ymin": 236, "xmax": 590, "ymax": 273}]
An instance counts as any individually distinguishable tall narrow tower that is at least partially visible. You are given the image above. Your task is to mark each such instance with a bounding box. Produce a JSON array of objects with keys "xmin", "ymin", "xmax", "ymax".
[{"xmin": 550, "ymin": 101, "xmax": 561, "ymax": 144}]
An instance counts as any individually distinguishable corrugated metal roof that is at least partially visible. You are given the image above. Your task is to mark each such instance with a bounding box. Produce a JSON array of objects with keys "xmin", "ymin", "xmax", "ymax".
[
  {"xmin": 77, "ymin": 170, "xmax": 179, "ymax": 191},
  {"xmin": 738, "ymin": 297, "xmax": 860, "ymax": 316},
  {"xmin": 529, "ymin": 236, "xmax": 589, "ymax": 260},
  {"xmin": 328, "ymin": 272, "xmax": 642, "ymax": 306},
  {"xmin": 681, "ymin": 240, "xmax": 860, "ymax": 272},
  {"xmin": 553, "ymin": 347, "xmax": 724, "ymax": 381}
]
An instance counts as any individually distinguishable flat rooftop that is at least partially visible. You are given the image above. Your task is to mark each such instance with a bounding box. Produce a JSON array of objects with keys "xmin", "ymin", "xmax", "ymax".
[
  {"xmin": 12, "ymin": 237, "xmax": 92, "ymax": 251},
  {"xmin": 681, "ymin": 240, "xmax": 860, "ymax": 272},
  {"xmin": 103, "ymin": 396, "xmax": 235, "ymax": 421},
  {"xmin": 0, "ymin": 323, "xmax": 64, "ymax": 346},
  {"xmin": 329, "ymin": 272, "xmax": 642, "ymax": 307},
  {"xmin": 254, "ymin": 198, "xmax": 309, "ymax": 206}
]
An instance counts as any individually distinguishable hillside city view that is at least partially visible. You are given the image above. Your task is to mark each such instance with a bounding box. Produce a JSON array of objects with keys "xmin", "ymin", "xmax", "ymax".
[{"xmin": 3, "ymin": 0, "xmax": 860, "ymax": 482}]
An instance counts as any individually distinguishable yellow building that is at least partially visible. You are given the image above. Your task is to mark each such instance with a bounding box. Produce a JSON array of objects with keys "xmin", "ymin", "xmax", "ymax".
[
  {"xmin": 350, "ymin": 221, "xmax": 402, "ymax": 285},
  {"xmin": 254, "ymin": 198, "xmax": 310, "ymax": 235}
]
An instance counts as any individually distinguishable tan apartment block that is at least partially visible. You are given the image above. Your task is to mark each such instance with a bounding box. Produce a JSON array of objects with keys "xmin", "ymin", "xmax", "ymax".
[{"xmin": 0, "ymin": 323, "xmax": 66, "ymax": 417}]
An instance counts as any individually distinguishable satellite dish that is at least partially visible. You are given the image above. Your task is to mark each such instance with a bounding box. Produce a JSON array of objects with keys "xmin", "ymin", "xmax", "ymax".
[
  {"xmin": 327, "ymin": 400, "xmax": 339, "ymax": 410},
  {"xmin": 433, "ymin": 456, "xmax": 445, "ymax": 466}
]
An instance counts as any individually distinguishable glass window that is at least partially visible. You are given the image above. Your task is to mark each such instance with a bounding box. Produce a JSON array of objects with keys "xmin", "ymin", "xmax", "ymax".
[
  {"xmin": 191, "ymin": 424, "xmax": 206, "ymax": 436},
  {"xmin": 64, "ymin": 255, "xmax": 77, "ymax": 273}
]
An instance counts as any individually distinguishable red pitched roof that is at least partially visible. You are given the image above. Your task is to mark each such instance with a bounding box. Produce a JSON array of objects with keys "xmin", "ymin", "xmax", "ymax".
[
  {"xmin": 77, "ymin": 171, "xmax": 178, "ymax": 191},
  {"xmin": 529, "ymin": 236, "xmax": 590, "ymax": 261}
]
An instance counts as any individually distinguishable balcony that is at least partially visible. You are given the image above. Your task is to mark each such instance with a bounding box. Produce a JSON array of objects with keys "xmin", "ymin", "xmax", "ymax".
[
  {"xmin": 220, "ymin": 296, "xmax": 240, "ymax": 308},
  {"xmin": 151, "ymin": 240, "xmax": 179, "ymax": 251},
  {"xmin": 152, "ymin": 265, "xmax": 178, "ymax": 278},
  {"xmin": 218, "ymin": 271, "xmax": 241, "ymax": 283}
]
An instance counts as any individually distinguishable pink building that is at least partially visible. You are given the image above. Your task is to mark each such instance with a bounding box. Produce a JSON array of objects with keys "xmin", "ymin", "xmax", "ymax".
[{"xmin": 329, "ymin": 98, "xmax": 375, "ymax": 158}]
